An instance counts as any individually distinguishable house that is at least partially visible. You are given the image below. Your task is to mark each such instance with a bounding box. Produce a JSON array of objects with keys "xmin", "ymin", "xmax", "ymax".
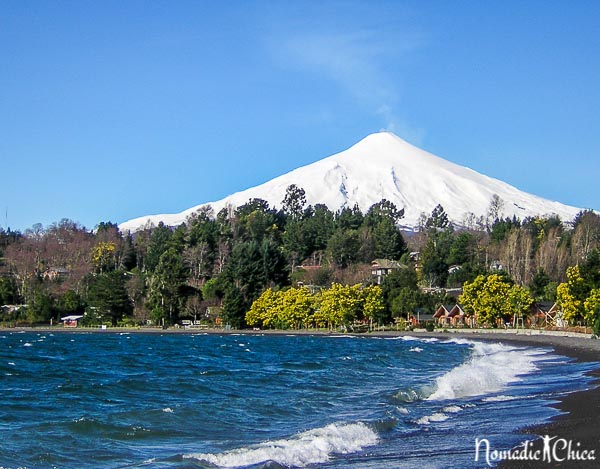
[
  {"xmin": 43, "ymin": 267, "xmax": 70, "ymax": 281},
  {"xmin": 433, "ymin": 305, "xmax": 453, "ymax": 325},
  {"xmin": 529, "ymin": 302, "xmax": 560, "ymax": 327},
  {"xmin": 371, "ymin": 259, "xmax": 403, "ymax": 285},
  {"xmin": 434, "ymin": 304, "xmax": 471, "ymax": 327},
  {"xmin": 448, "ymin": 304, "xmax": 469, "ymax": 326},
  {"xmin": 61, "ymin": 315, "xmax": 84, "ymax": 328}
]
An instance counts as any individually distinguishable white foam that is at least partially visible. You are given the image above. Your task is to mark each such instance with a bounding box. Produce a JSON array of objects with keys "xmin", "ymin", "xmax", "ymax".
[
  {"xmin": 442, "ymin": 405, "xmax": 462, "ymax": 413},
  {"xmin": 421, "ymin": 337, "xmax": 439, "ymax": 343},
  {"xmin": 416, "ymin": 412, "xmax": 449, "ymax": 425},
  {"xmin": 427, "ymin": 341, "xmax": 541, "ymax": 401},
  {"xmin": 185, "ymin": 422, "xmax": 378, "ymax": 467},
  {"xmin": 162, "ymin": 407, "xmax": 174, "ymax": 413},
  {"xmin": 409, "ymin": 347, "xmax": 423, "ymax": 353},
  {"xmin": 482, "ymin": 395, "xmax": 519, "ymax": 402},
  {"xmin": 383, "ymin": 336, "xmax": 439, "ymax": 344}
]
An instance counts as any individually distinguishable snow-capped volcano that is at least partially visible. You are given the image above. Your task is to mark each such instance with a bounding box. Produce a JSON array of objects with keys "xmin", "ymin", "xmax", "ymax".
[{"xmin": 119, "ymin": 132, "xmax": 583, "ymax": 232}]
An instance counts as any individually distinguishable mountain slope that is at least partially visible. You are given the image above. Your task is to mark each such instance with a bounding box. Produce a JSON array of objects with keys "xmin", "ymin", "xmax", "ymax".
[{"xmin": 119, "ymin": 132, "xmax": 583, "ymax": 232}]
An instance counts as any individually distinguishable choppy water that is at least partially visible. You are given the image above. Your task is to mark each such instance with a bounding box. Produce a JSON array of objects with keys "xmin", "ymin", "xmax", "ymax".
[{"xmin": 0, "ymin": 332, "xmax": 596, "ymax": 468}]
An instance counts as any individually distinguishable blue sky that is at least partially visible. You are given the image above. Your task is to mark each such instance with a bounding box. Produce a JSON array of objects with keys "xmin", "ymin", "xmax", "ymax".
[{"xmin": 2, "ymin": 0, "xmax": 599, "ymax": 231}]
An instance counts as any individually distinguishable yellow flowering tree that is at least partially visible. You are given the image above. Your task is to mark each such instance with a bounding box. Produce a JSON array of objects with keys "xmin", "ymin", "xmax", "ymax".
[
  {"xmin": 246, "ymin": 283, "xmax": 385, "ymax": 331},
  {"xmin": 246, "ymin": 288, "xmax": 281, "ymax": 328},
  {"xmin": 556, "ymin": 266, "xmax": 588, "ymax": 323},
  {"xmin": 508, "ymin": 284, "xmax": 534, "ymax": 318},
  {"xmin": 460, "ymin": 274, "xmax": 532, "ymax": 326},
  {"xmin": 312, "ymin": 283, "xmax": 363, "ymax": 329},
  {"xmin": 280, "ymin": 287, "xmax": 314, "ymax": 329},
  {"xmin": 91, "ymin": 241, "xmax": 116, "ymax": 273},
  {"xmin": 584, "ymin": 288, "xmax": 600, "ymax": 334},
  {"xmin": 363, "ymin": 285, "xmax": 385, "ymax": 330}
]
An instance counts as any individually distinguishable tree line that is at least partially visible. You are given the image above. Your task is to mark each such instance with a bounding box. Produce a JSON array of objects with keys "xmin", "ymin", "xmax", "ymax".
[
  {"xmin": 0, "ymin": 185, "xmax": 599, "ymax": 331},
  {"xmin": 246, "ymin": 284, "xmax": 384, "ymax": 331}
]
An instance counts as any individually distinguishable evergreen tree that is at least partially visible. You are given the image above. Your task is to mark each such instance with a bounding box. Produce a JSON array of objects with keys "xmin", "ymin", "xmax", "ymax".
[
  {"xmin": 365, "ymin": 199, "xmax": 405, "ymax": 226},
  {"xmin": 490, "ymin": 217, "xmax": 519, "ymax": 243},
  {"xmin": 420, "ymin": 233, "xmax": 451, "ymax": 287},
  {"xmin": 336, "ymin": 204, "xmax": 364, "ymax": 230},
  {"xmin": 426, "ymin": 204, "xmax": 450, "ymax": 231},
  {"xmin": 0, "ymin": 276, "xmax": 19, "ymax": 305},
  {"xmin": 282, "ymin": 184, "xmax": 307, "ymax": 220},
  {"xmin": 372, "ymin": 217, "xmax": 406, "ymax": 260},
  {"xmin": 327, "ymin": 229, "xmax": 360, "ymax": 268},
  {"xmin": 57, "ymin": 289, "xmax": 83, "ymax": 316},
  {"xmin": 580, "ymin": 248, "xmax": 600, "ymax": 289},
  {"xmin": 382, "ymin": 266, "xmax": 419, "ymax": 322},
  {"xmin": 145, "ymin": 222, "xmax": 173, "ymax": 272},
  {"xmin": 220, "ymin": 239, "xmax": 289, "ymax": 328},
  {"xmin": 120, "ymin": 234, "xmax": 137, "ymax": 271},
  {"xmin": 302, "ymin": 204, "xmax": 335, "ymax": 256},
  {"xmin": 283, "ymin": 219, "xmax": 309, "ymax": 271},
  {"xmin": 529, "ymin": 268, "xmax": 550, "ymax": 299},
  {"xmin": 28, "ymin": 289, "xmax": 56, "ymax": 323},
  {"xmin": 390, "ymin": 287, "xmax": 420, "ymax": 319},
  {"xmin": 420, "ymin": 205, "xmax": 455, "ymax": 287},
  {"xmin": 234, "ymin": 199, "xmax": 283, "ymax": 243},
  {"xmin": 85, "ymin": 271, "xmax": 132, "ymax": 325}
]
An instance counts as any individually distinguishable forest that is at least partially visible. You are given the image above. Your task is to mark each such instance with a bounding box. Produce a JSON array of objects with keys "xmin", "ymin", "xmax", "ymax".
[{"xmin": 1, "ymin": 184, "xmax": 599, "ymax": 331}]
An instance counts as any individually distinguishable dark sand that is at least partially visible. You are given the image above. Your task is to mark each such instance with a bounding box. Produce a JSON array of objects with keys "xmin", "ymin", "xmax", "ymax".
[{"xmin": 5, "ymin": 327, "xmax": 599, "ymax": 467}]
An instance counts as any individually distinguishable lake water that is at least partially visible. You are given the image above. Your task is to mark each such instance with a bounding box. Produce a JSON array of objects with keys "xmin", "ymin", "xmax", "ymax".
[{"xmin": 0, "ymin": 331, "xmax": 596, "ymax": 468}]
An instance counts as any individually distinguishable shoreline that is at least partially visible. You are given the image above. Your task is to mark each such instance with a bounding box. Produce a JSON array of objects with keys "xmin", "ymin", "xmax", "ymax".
[{"xmin": 5, "ymin": 326, "xmax": 599, "ymax": 467}]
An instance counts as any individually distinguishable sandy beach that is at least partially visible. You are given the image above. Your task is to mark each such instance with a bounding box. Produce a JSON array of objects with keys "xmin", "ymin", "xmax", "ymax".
[{"xmin": 5, "ymin": 326, "xmax": 599, "ymax": 467}]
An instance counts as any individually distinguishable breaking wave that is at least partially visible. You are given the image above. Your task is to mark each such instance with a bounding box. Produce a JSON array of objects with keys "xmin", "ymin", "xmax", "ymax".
[
  {"xmin": 427, "ymin": 340, "xmax": 541, "ymax": 400},
  {"xmin": 415, "ymin": 405, "xmax": 465, "ymax": 425},
  {"xmin": 185, "ymin": 422, "xmax": 377, "ymax": 467},
  {"xmin": 393, "ymin": 386, "xmax": 432, "ymax": 403},
  {"xmin": 415, "ymin": 412, "xmax": 449, "ymax": 425}
]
